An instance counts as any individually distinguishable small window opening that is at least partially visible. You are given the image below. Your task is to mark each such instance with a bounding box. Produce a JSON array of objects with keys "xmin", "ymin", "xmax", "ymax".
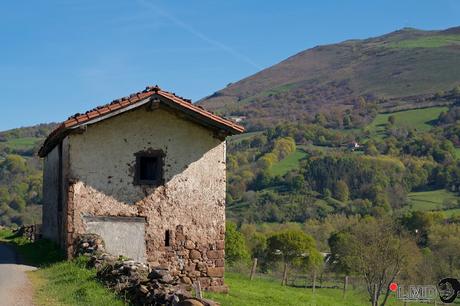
[
  {"xmin": 165, "ymin": 230, "xmax": 171, "ymax": 247},
  {"xmin": 140, "ymin": 156, "xmax": 158, "ymax": 181},
  {"xmin": 135, "ymin": 150, "xmax": 164, "ymax": 186}
]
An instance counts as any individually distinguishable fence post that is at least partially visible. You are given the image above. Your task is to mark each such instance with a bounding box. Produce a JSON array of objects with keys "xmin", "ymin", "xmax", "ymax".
[
  {"xmin": 282, "ymin": 262, "xmax": 288, "ymax": 286},
  {"xmin": 343, "ymin": 275, "xmax": 348, "ymax": 298},
  {"xmin": 250, "ymin": 258, "xmax": 258, "ymax": 281},
  {"xmin": 194, "ymin": 281, "xmax": 202, "ymax": 299},
  {"xmin": 312, "ymin": 270, "xmax": 317, "ymax": 293}
]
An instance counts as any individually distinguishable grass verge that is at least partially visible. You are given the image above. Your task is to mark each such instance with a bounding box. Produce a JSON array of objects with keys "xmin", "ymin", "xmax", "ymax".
[
  {"xmin": 0, "ymin": 228, "xmax": 126, "ymax": 306},
  {"xmin": 29, "ymin": 257, "xmax": 126, "ymax": 306}
]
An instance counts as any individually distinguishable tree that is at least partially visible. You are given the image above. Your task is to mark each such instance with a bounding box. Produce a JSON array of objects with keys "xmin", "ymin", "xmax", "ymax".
[
  {"xmin": 225, "ymin": 222, "xmax": 250, "ymax": 264},
  {"xmin": 273, "ymin": 137, "xmax": 296, "ymax": 159},
  {"xmin": 257, "ymin": 153, "xmax": 278, "ymax": 169},
  {"xmin": 387, "ymin": 115, "xmax": 396, "ymax": 125},
  {"xmin": 1, "ymin": 155, "xmax": 27, "ymax": 175},
  {"xmin": 452, "ymin": 85, "xmax": 460, "ymax": 98},
  {"xmin": 343, "ymin": 115, "xmax": 352, "ymax": 129},
  {"xmin": 314, "ymin": 113, "xmax": 327, "ymax": 126},
  {"xmin": 428, "ymin": 223, "xmax": 460, "ymax": 278},
  {"xmin": 329, "ymin": 218, "xmax": 420, "ymax": 306},
  {"xmin": 323, "ymin": 188, "xmax": 332, "ymax": 199},
  {"xmin": 334, "ymin": 180, "xmax": 349, "ymax": 202},
  {"xmin": 365, "ymin": 143, "xmax": 379, "ymax": 156},
  {"xmin": 267, "ymin": 230, "xmax": 321, "ymax": 285}
]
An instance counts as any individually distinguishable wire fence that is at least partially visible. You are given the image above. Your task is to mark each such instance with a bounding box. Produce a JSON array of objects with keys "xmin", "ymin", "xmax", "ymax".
[{"xmin": 226, "ymin": 258, "xmax": 363, "ymax": 293}]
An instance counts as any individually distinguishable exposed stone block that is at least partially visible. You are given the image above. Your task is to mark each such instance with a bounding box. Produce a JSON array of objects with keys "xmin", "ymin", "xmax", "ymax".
[
  {"xmin": 190, "ymin": 250, "xmax": 202, "ymax": 260},
  {"xmin": 185, "ymin": 263, "xmax": 196, "ymax": 272},
  {"xmin": 207, "ymin": 267, "xmax": 224, "ymax": 277},
  {"xmin": 199, "ymin": 277, "xmax": 211, "ymax": 288},
  {"xmin": 185, "ymin": 240, "xmax": 196, "ymax": 250},
  {"xmin": 216, "ymin": 240, "xmax": 224, "ymax": 250},
  {"xmin": 210, "ymin": 278, "xmax": 224, "ymax": 286},
  {"xmin": 181, "ymin": 276, "xmax": 192, "ymax": 285},
  {"xmin": 207, "ymin": 250, "xmax": 224, "ymax": 259},
  {"xmin": 208, "ymin": 285, "xmax": 228, "ymax": 294}
]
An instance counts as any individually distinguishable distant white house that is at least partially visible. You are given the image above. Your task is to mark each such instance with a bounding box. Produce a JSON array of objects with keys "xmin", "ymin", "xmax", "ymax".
[
  {"xmin": 347, "ymin": 141, "xmax": 360, "ymax": 151},
  {"xmin": 229, "ymin": 116, "xmax": 246, "ymax": 123}
]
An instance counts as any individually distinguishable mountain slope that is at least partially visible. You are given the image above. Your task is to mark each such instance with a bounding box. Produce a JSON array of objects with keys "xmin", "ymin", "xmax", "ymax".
[{"xmin": 199, "ymin": 27, "xmax": 460, "ymax": 128}]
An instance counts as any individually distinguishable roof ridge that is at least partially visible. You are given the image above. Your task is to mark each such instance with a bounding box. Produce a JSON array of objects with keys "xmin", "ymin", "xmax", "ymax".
[{"xmin": 38, "ymin": 85, "xmax": 244, "ymax": 157}]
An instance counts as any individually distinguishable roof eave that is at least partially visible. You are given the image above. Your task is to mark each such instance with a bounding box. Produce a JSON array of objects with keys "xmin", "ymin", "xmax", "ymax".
[{"xmin": 38, "ymin": 93, "xmax": 244, "ymax": 157}]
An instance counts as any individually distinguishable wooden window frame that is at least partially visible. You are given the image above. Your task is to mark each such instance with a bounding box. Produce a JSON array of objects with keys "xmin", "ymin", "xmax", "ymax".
[{"xmin": 134, "ymin": 150, "xmax": 165, "ymax": 186}]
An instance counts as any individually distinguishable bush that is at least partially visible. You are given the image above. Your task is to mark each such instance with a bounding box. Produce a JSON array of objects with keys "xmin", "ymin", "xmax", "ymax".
[{"xmin": 225, "ymin": 222, "xmax": 250, "ymax": 264}]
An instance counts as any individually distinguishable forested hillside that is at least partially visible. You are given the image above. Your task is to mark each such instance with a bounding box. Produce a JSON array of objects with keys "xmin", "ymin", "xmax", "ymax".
[
  {"xmin": 222, "ymin": 102, "xmax": 460, "ymax": 298},
  {"xmin": 226, "ymin": 104, "xmax": 460, "ymax": 223},
  {"xmin": 199, "ymin": 26, "xmax": 460, "ymax": 130},
  {"xmin": 0, "ymin": 123, "xmax": 56, "ymax": 225}
]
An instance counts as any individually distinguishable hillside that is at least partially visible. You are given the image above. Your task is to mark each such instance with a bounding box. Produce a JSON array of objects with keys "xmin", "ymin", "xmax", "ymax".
[
  {"xmin": 199, "ymin": 26, "xmax": 460, "ymax": 128},
  {"xmin": 0, "ymin": 123, "xmax": 57, "ymax": 226}
]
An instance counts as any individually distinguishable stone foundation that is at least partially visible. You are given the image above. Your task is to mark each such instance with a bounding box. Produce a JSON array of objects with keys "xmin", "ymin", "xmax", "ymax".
[{"xmin": 156, "ymin": 225, "xmax": 227, "ymax": 293}]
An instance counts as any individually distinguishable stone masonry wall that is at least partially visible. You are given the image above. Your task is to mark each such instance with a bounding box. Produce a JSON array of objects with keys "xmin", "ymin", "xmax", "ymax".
[{"xmin": 63, "ymin": 105, "xmax": 227, "ymax": 291}]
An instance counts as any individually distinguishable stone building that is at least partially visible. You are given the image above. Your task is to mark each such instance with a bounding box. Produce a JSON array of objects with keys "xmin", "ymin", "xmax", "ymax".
[{"xmin": 38, "ymin": 85, "xmax": 244, "ymax": 292}]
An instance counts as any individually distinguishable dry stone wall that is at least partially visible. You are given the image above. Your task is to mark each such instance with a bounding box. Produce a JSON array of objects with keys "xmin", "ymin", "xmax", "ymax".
[{"xmin": 76, "ymin": 234, "xmax": 220, "ymax": 306}]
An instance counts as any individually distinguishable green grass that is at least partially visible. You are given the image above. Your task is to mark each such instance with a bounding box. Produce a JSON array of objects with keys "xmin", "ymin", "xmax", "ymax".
[
  {"xmin": 271, "ymin": 149, "xmax": 308, "ymax": 176},
  {"xmin": 29, "ymin": 257, "xmax": 126, "ymax": 306},
  {"xmin": 367, "ymin": 107, "xmax": 448, "ymax": 138},
  {"xmin": 228, "ymin": 132, "xmax": 263, "ymax": 145},
  {"xmin": 388, "ymin": 34, "xmax": 460, "ymax": 49},
  {"xmin": 408, "ymin": 189, "xmax": 460, "ymax": 212},
  {"xmin": 0, "ymin": 229, "xmax": 126, "ymax": 306},
  {"xmin": 207, "ymin": 272, "xmax": 421, "ymax": 306}
]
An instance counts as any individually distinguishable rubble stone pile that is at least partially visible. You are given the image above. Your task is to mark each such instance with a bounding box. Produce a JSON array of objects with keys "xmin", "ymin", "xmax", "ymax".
[
  {"xmin": 76, "ymin": 234, "xmax": 220, "ymax": 306},
  {"xmin": 14, "ymin": 224, "xmax": 42, "ymax": 241},
  {"xmin": 74, "ymin": 233, "xmax": 105, "ymax": 256}
]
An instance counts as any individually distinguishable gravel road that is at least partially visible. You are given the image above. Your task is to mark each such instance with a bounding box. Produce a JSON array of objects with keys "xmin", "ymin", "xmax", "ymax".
[{"xmin": 0, "ymin": 244, "xmax": 36, "ymax": 306}]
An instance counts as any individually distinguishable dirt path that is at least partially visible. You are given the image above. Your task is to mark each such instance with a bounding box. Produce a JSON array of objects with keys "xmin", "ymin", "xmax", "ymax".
[{"xmin": 0, "ymin": 243, "xmax": 36, "ymax": 306}]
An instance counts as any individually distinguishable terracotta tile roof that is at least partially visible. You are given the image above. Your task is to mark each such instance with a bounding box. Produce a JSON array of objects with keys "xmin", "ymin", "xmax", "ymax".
[{"xmin": 38, "ymin": 85, "xmax": 244, "ymax": 157}]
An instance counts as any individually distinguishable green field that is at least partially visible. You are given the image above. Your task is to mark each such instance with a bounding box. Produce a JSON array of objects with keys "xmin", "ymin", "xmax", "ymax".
[
  {"xmin": 367, "ymin": 107, "xmax": 448, "ymax": 137},
  {"xmin": 388, "ymin": 34, "xmax": 460, "ymax": 49},
  {"xmin": 228, "ymin": 132, "xmax": 263, "ymax": 145},
  {"xmin": 207, "ymin": 272, "xmax": 423, "ymax": 306},
  {"xmin": 0, "ymin": 137, "xmax": 43, "ymax": 150},
  {"xmin": 443, "ymin": 208, "xmax": 460, "ymax": 218},
  {"xmin": 408, "ymin": 189, "xmax": 460, "ymax": 212},
  {"xmin": 271, "ymin": 149, "xmax": 308, "ymax": 176}
]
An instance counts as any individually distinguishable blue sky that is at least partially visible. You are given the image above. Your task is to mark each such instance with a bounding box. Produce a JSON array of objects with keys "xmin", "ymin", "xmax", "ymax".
[{"xmin": 1, "ymin": 0, "xmax": 459, "ymax": 130}]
